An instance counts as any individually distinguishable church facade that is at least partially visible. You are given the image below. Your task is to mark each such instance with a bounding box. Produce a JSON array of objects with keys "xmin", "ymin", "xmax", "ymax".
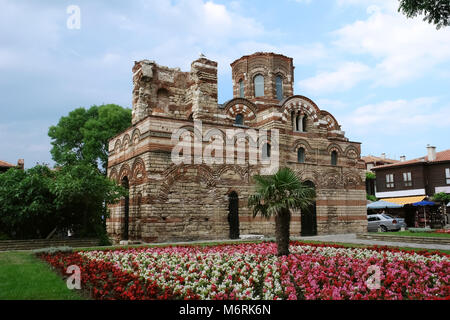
[{"xmin": 106, "ymin": 52, "xmax": 367, "ymax": 243}]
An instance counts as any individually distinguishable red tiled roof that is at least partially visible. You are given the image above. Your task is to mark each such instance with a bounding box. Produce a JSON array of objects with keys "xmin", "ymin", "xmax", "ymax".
[
  {"xmin": 0, "ymin": 160, "xmax": 15, "ymax": 168},
  {"xmin": 362, "ymin": 155, "xmax": 399, "ymax": 164},
  {"xmin": 373, "ymin": 149, "xmax": 450, "ymax": 170}
]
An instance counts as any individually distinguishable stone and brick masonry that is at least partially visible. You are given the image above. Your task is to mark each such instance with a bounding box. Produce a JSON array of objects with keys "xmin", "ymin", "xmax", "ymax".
[{"xmin": 106, "ymin": 52, "xmax": 367, "ymax": 244}]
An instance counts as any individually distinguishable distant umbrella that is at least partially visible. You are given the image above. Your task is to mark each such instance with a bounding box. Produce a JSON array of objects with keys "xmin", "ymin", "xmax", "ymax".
[
  {"xmin": 367, "ymin": 200, "xmax": 403, "ymax": 210},
  {"xmin": 412, "ymin": 201, "xmax": 436, "ymax": 206},
  {"xmin": 412, "ymin": 201, "xmax": 436, "ymax": 228}
]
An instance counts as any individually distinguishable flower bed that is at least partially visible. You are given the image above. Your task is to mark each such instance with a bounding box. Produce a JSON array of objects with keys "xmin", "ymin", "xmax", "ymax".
[
  {"xmin": 435, "ymin": 229, "xmax": 450, "ymax": 234},
  {"xmin": 38, "ymin": 241, "xmax": 450, "ymax": 300}
]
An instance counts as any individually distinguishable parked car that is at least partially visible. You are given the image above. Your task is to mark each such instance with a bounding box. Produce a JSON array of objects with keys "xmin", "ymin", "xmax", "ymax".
[{"xmin": 367, "ymin": 214, "xmax": 407, "ymax": 232}]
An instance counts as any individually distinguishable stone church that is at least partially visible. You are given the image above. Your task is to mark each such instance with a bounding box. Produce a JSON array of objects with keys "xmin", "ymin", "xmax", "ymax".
[{"xmin": 106, "ymin": 52, "xmax": 367, "ymax": 243}]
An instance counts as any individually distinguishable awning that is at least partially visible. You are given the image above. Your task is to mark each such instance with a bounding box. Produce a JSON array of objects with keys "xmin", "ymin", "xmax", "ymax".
[
  {"xmin": 383, "ymin": 196, "xmax": 426, "ymax": 205},
  {"xmin": 413, "ymin": 200, "xmax": 436, "ymax": 206},
  {"xmin": 367, "ymin": 200, "xmax": 403, "ymax": 209}
]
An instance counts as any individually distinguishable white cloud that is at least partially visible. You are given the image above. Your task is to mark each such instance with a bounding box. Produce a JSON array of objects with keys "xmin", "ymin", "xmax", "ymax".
[
  {"xmin": 316, "ymin": 98, "xmax": 347, "ymax": 111},
  {"xmin": 298, "ymin": 0, "xmax": 450, "ymax": 94},
  {"xmin": 336, "ymin": 0, "xmax": 397, "ymax": 11},
  {"xmin": 298, "ymin": 62, "xmax": 370, "ymax": 93},
  {"xmin": 333, "ymin": 1, "xmax": 450, "ymax": 87},
  {"xmin": 341, "ymin": 97, "xmax": 450, "ymax": 135},
  {"xmin": 0, "ymin": 120, "xmax": 55, "ymax": 168}
]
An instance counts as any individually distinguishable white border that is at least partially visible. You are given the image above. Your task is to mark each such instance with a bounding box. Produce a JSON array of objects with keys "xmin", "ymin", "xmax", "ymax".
[{"xmin": 376, "ymin": 189, "xmax": 426, "ymax": 198}]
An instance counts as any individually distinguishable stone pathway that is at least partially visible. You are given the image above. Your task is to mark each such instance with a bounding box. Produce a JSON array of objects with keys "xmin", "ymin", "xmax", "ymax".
[
  {"xmin": 293, "ymin": 233, "xmax": 450, "ymax": 251},
  {"xmin": 118, "ymin": 234, "xmax": 450, "ymax": 252}
]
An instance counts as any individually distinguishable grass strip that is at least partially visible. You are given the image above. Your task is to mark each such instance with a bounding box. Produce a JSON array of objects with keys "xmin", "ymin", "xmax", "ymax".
[{"xmin": 0, "ymin": 251, "xmax": 83, "ymax": 300}]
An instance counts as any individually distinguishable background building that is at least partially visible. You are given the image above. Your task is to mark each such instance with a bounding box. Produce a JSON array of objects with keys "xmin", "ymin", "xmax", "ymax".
[
  {"xmin": 362, "ymin": 154, "xmax": 399, "ymax": 197},
  {"xmin": 373, "ymin": 146, "xmax": 450, "ymax": 201},
  {"xmin": 0, "ymin": 159, "xmax": 24, "ymax": 173},
  {"xmin": 373, "ymin": 146, "xmax": 450, "ymax": 227}
]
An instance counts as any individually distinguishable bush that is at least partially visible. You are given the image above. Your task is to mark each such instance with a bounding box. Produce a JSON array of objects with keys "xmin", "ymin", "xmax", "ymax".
[
  {"xmin": 0, "ymin": 164, "xmax": 126, "ymax": 240},
  {"xmin": 33, "ymin": 246, "xmax": 73, "ymax": 255},
  {"xmin": 0, "ymin": 232, "xmax": 10, "ymax": 240},
  {"xmin": 408, "ymin": 228, "xmax": 434, "ymax": 233},
  {"xmin": 97, "ymin": 232, "xmax": 112, "ymax": 246}
]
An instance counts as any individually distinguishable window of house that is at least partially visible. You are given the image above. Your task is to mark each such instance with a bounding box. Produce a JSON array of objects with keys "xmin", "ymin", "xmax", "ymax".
[
  {"xmin": 446, "ymin": 168, "xmax": 450, "ymax": 184},
  {"xmin": 386, "ymin": 174, "xmax": 394, "ymax": 188},
  {"xmin": 298, "ymin": 148, "xmax": 305, "ymax": 163},
  {"xmin": 235, "ymin": 114, "xmax": 244, "ymax": 126},
  {"xmin": 276, "ymin": 75, "xmax": 283, "ymax": 101},
  {"xmin": 239, "ymin": 80, "xmax": 244, "ymax": 98},
  {"xmin": 331, "ymin": 151, "xmax": 338, "ymax": 166},
  {"xmin": 254, "ymin": 75, "xmax": 264, "ymax": 97},
  {"xmin": 403, "ymin": 172, "xmax": 412, "ymax": 187}
]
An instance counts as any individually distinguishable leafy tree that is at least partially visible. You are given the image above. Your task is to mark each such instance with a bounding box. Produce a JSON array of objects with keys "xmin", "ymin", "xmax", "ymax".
[
  {"xmin": 398, "ymin": 0, "xmax": 450, "ymax": 29},
  {"xmin": 248, "ymin": 167, "xmax": 315, "ymax": 256},
  {"xmin": 432, "ymin": 192, "xmax": 450, "ymax": 204},
  {"xmin": 48, "ymin": 104, "xmax": 131, "ymax": 174},
  {"xmin": 0, "ymin": 164, "xmax": 126, "ymax": 240},
  {"xmin": 51, "ymin": 163, "xmax": 127, "ymax": 237},
  {"xmin": 0, "ymin": 166, "xmax": 56, "ymax": 239},
  {"xmin": 366, "ymin": 171, "xmax": 376, "ymax": 180}
]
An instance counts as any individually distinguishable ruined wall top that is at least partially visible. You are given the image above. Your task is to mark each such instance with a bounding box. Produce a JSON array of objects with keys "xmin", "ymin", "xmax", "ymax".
[{"xmin": 131, "ymin": 56, "xmax": 218, "ymax": 125}]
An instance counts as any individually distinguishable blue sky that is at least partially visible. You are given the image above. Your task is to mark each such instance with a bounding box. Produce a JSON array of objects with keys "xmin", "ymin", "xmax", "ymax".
[{"xmin": 1, "ymin": 0, "xmax": 449, "ymax": 168}]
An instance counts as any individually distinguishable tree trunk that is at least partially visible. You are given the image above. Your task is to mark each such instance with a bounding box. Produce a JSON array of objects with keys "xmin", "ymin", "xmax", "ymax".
[{"xmin": 275, "ymin": 208, "xmax": 291, "ymax": 256}]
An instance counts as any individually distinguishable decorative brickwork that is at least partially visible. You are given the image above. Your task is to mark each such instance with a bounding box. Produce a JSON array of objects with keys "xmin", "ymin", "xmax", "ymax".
[{"xmin": 106, "ymin": 52, "xmax": 367, "ymax": 243}]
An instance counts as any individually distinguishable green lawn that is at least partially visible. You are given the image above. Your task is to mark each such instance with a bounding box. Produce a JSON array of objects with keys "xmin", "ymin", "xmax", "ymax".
[
  {"xmin": 0, "ymin": 251, "xmax": 83, "ymax": 300},
  {"xmin": 378, "ymin": 231, "xmax": 450, "ymax": 239}
]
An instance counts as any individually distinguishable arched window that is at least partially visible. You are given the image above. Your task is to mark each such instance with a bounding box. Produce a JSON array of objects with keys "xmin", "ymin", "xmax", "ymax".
[
  {"xmin": 296, "ymin": 115, "xmax": 300, "ymax": 131},
  {"xmin": 298, "ymin": 148, "xmax": 305, "ymax": 163},
  {"xmin": 235, "ymin": 114, "xmax": 244, "ymax": 126},
  {"xmin": 239, "ymin": 80, "xmax": 244, "ymax": 98},
  {"xmin": 262, "ymin": 143, "xmax": 271, "ymax": 159},
  {"xmin": 331, "ymin": 151, "xmax": 338, "ymax": 166},
  {"xmin": 254, "ymin": 75, "xmax": 264, "ymax": 97},
  {"xmin": 302, "ymin": 115, "xmax": 307, "ymax": 132},
  {"xmin": 276, "ymin": 75, "xmax": 283, "ymax": 101}
]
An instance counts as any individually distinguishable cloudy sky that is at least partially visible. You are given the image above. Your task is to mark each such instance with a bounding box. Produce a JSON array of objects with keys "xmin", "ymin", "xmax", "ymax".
[{"xmin": 1, "ymin": 0, "xmax": 449, "ymax": 168}]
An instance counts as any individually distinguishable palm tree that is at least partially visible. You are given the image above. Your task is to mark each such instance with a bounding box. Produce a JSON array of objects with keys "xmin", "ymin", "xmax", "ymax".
[{"xmin": 248, "ymin": 167, "xmax": 315, "ymax": 256}]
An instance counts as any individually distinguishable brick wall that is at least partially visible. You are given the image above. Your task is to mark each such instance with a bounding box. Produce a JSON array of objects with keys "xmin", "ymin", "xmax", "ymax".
[{"xmin": 106, "ymin": 53, "xmax": 367, "ymax": 243}]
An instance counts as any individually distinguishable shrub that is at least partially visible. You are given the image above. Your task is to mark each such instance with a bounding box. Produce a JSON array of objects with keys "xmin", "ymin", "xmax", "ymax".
[{"xmin": 33, "ymin": 246, "xmax": 74, "ymax": 255}]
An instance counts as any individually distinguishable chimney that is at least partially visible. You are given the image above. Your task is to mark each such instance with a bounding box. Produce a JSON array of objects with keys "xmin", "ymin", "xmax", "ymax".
[
  {"xmin": 427, "ymin": 145, "xmax": 436, "ymax": 161},
  {"xmin": 400, "ymin": 156, "xmax": 406, "ymax": 162},
  {"xmin": 17, "ymin": 159, "xmax": 24, "ymax": 170},
  {"xmin": 381, "ymin": 153, "xmax": 386, "ymax": 160}
]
